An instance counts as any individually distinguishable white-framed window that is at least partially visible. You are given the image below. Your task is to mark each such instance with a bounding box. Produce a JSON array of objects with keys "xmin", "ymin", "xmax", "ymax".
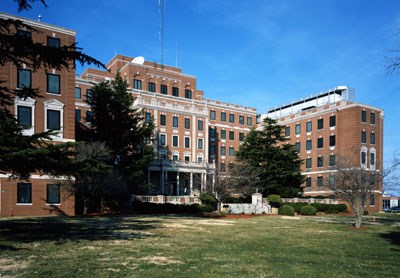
[
  {"xmin": 360, "ymin": 146, "xmax": 368, "ymax": 168},
  {"xmin": 370, "ymin": 147, "xmax": 376, "ymax": 170},
  {"xmin": 15, "ymin": 96, "xmax": 36, "ymax": 136},
  {"xmin": 160, "ymin": 134, "xmax": 166, "ymax": 146},
  {"xmin": 198, "ymin": 138, "xmax": 203, "ymax": 150},
  {"xmin": 47, "ymin": 184, "xmax": 61, "ymax": 204},
  {"xmin": 17, "ymin": 182, "xmax": 32, "ymax": 204},
  {"xmin": 44, "ymin": 99, "xmax": 65, "ymax": 139},
  {"xmin": 172, "ymin": 135, "xmax": 179, "ymax": 147}
]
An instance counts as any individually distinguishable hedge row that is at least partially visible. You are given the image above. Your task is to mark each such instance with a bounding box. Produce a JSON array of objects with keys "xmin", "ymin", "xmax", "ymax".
[
  {"xmin": 132, "ymin": 201, "xmax": 214, "ymax": 214},
  {"xmin": 284, "ymin": 202, "xmax": 347, "ymax": 214}
]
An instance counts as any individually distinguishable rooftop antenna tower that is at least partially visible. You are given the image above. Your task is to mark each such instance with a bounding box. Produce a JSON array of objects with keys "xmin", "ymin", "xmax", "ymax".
[{"xmin": 159, "ymin": 0, "xmax": 165, "ymax": 69}]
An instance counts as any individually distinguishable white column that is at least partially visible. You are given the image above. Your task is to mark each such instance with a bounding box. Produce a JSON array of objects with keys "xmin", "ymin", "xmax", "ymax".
[
  {"xmin": 190, "ymin": 172, "xmax": 193, "ymax": 196},
  {"xmin": 176, "ymin": 172, "xmax": 180, "ymax": 196}
]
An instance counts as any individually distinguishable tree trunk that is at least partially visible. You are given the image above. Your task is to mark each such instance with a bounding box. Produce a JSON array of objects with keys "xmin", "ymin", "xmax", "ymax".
[{"xmin": 354, "ymin": 208, "xmax": 364, "ymax": 228}]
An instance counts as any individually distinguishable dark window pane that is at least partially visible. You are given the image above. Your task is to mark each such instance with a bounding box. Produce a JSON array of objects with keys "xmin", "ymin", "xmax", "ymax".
[
  {"xmin": 362, "ymin": 111, "xmax": 367, "ymax": 122},
  {"xmin": 330, "ymin": 116, "xmax": 336, "ymax": 127},
  {"xmin": 160, "ymin": 114, "xmax": 166, "ymax": 126},
  {"xmin": 134, "ymin": 79, "xmax": 142, "ymax": 90},
  {"xmin": 18, "ymin": 69, "xmax": 31, "ymax": 88},
  {"xmin": 47, "ymin": 36, "xmax": 60, "ymax": 48},
  {"xmin": 47, "ymin": 109, "xmax": 60, "ymax": 130},
  {"xmin": 148, "ymin": 82, "xmax": 155, "ymax": 92},
  {"xmin": 317, "ymin": 118, "xmax": 323, "ymax": 129},
  {"xmin": 47, "ymin": 74, "xmax": 60, "ymax": 94},
  {"xmin": 160, "ymin": 84, "xmax": 167, "ymax": 94},
  {"xmin": 239, "ymin": 116, "xmax": 244, "ymax": 124},
  {"xmin": 172, "ymin": 87, "xmax": 179, "ymax": 97},
  {"xmin": 185, "ymin": 89, "xmax": 192, "ymax": 99},
  {"xmin": 75, "ymin": 87, "xmax": 81, "ymax": 99},
  {"xmin": 47, "ymin": 184, "xmax": 60, "ymax": 204},
  {"xmin": 17, "ymin": 182, "xmax": 31, "ymax": 203},
  {"xmin": 17, "ymin": 106, "xmax": 32, "ymax": 128},
  {"xmin": 75, "ymin": 109, "xmax": 81, "ymax": 122},
  {"xmin": 370, "ymin": 112, "xmax": 375, "ymax": 124}
]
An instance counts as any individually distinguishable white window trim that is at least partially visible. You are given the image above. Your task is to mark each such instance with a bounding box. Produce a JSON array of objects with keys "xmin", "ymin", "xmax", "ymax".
[
  {"xmin": 360, "ymin": 146, "xmax": 368, "ymax": 169},
  {"xmin": 370, "ymin": 147, "xmax": 376, "ymax": 170},
  {"xmin": 44, "ymin": 99, "xmax": 65, "ymax": 140},
  {"xmin": 15, "ymin": 96, "xmax": 36, "ymax": 136}
]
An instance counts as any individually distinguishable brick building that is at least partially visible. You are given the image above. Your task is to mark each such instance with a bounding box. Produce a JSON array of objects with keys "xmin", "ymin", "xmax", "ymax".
[
  {"xmin": 261, "ymin": 86, "xmax": 384, "ymax": 212},
  {"xmin": 76, "ymin": 55, "xmax": 257, "ymax": 196},
  {"xmin": 0, "ymin": 13, "xmax": 75, "ymax": 216}
]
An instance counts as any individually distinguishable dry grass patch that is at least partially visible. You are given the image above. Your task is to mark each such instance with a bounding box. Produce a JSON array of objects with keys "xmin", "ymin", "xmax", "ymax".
[
  {"xmin": 0, "ymin": 258, "xmax": 29, "ymax": 272},
  {"xmin": 139, "ymin": 256, "xmax": 183, "ymax": 266}
]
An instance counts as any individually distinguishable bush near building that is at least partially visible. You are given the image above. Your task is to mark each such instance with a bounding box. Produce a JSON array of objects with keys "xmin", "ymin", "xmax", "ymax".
[
  {"xmin": 300, "ymin": 205, "xmax": 317, "ymax": 215},
  {"xmin": 278, "ymin": 205, "xmax": 295, "ymax": 216},
  {"xmin": 284, "ymin": 202, "xmax": 348, "ymax": 214}
]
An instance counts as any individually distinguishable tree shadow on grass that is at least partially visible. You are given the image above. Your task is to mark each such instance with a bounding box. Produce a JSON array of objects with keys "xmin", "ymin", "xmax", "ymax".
[
  {"xmin": 380, "ymin": 231, "xmax": 400, "ymax": 251},
  {"xmin": 0, "ymin": 215, "xmax": 162, "ymax": 245}
]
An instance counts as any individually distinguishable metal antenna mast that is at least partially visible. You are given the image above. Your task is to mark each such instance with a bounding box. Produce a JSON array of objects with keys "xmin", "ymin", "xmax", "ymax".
[{"xmin": 159, "ymin": 0, "xmax": 165, "ymax": 68}]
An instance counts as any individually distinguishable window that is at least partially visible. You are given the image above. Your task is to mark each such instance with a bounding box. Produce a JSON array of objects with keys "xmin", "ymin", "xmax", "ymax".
[
  {"xmin": 47, "ymin": 73, "xmax": 60, "ymax": 94},
  {"xmin": 370, "ymin": 112, "xmax": 375, "ymax": 124},
  {"xmin": 317, "ymin": 176, "xmax": 323, "ymax": 187},
  {"xmin": 239, "ymin": 132, "xmax": 244, "ymax": 142},
  {"xmin": 172, "ymin": 135, "xmax": 178, "ymax": 147},
  {"xmin": 145, "ymin": 112, "xmax": 151, "ymax": 123},
  {"xmin": 305, "ymin": 177, "xmax": 311, "ymax": 187},
  {"xmin": 75, "ymin": 109, "xmax": 81, "ymax": 122},
  {"xmin": 86, "ymin": 111, "xmax": 93, "ymax": 122},
  {"xmin": 361, "ymin": 131, "xmax": 366, "ymax": 143},
  {"xmin": 229, "ymin": 114, "xmax": 234, "ymax": 123},
  {"xmin": 17, "ymin": 182, "xmax": 31, "ymax": 203},
  {"xmin": 160, "ymin": 114, "xmax": 166, "ymax": 126},
  {"xmin": 47, "ymin": 109, "xmax": 60, "ymax": 130},
  {"xmin": 134, "ymin": 79, "xmax": 142, "ymax": 90},
  {"xmin": 210, "ymin": 110, "xmax": 216, "ymax": 120},
  {"xmin": 370, "ymin": 153, "xmax": 375, "ymax": 166},
  {"xmin": 198, "ymin": 157, "xmax": 203, "ymax": 163},
  {"xmin": 75, "ymin": 87, "xmax": 81, "ymax": 99},
  {"xmin": 306, "ymin": 140, "xmax": 312, "ymax": 151},
  {"xmin": 317, "ymin": 138, "xmax": 323, "ymax": 148},
  {"xmin": 198, "ymin": 119, "xmax": 203, "ymax": 131},
  {"xmin": 17, "ymin": 106, "xmax": 32, "ymax": 128},
  {"xmin": 317, "ymin": 118, "xmax": 324, "ymax": 130},
  {"xmin": 173, "ymin": 116, "xmax": 178, "ymax": 127},
  {"xmin": 361, "ymin": 110, "xmax": 367, "ymax": 122},
  {"xmin": 17, "ymin": 69, "xmax": 31, "ymax": 88},
  {"xmin": 329, "ymin": 176, "xmax": 336, "ymax": 187},
  {"xmin": 47, "ymin": 36, "xmax": 60, "ymax": 48},
  {"xmin": 329, "ymin": 115, "xmax": 336, "ymax": 127},
  {"xmin": 220, "ymin": 163, "xmax": 226, "ymax": 173},
  {"xmin": 210, "ymin": 145, "xmax": 215, "ymax": 155},
  {"xmin": 148, "ymin": 82, "xmax": 155, "ymax": 92},
  {"xmin": 370, "ymin": 133, "xmax": 375, "ymax": 144},
  {"xmin": 160, "ymin": 134, "xmax": 166, "ymax": 146},
  {"xmin": 361, "ymin": 151, "xmax": 366, "ymax": 164},
  {"xmin": 329, "ymin": 155, "xmax": 336, "ymax": 166},
  {"xmin": 185, "ymin": 118, "xmax": 190, "ymax": 129},
  {"xmin": 185, "ymin": 156, "xmax": 190, "ymax": 162},
  {"xmin": 86, "ymin": 89, "xmax": 93, "ymax": 101},
  {"xmin": 229, "ymin": 131, "xmax": 234, "ymax": 140},
  {"xmin": 239, "ymin": 116, "xmax": 244, "ymax": 125},
  {"xmin": 329, "ymin": 135, "xmax": 336, "ymax": 147},
  {"xmin": 221, "ymin": 112, "xmax": 226, "ymax": 122},
  {"xmin": 198, "ymin": 139, "xmax": 203, "ymax": 149},
  {"xmin": 17, "ymin": 29, "xmax": 32, "ymax": 39},
  {"xmin": 285, "ymin": 127, "xmax": 290, "ymax": 137},
  {"xmin": 306, "ymin": 158, "xmax": 312, "ymax": 169},
  {"xmin": 145, "ymin": 135, "xmax": 151, "ymax": 145},
  {"xmin": 172, "ymin": 87, "xmax": 179, "ymax": 97},
  {"xmin": 221, "ymin": 146, "xmax": 226, "ymax": 156},
  {"xmin": 160, "ymin": 84, "xmax": 167, "ymax": 95},
  {"xmin": 185, "ymin": 89, "xmax": 192, "ymax": 99},
  {"xmin": 221, "ymin": 130, "xmax": 226, "ymax": 140},
  {"xmin": 47, "ymin": 184, "xmax": 60, "ymax": 204},
  {"xmin": 295, "ymin": 124, "xmax": 301, "ymax": 135},
  {"xmin": 247, "ymin": 116, "xmax": 252, "ymax": 126},
  {"xmin": 317, "ymin": 156, "xmax": 324, "ymax": 167},
  {"xmin": 295, "ymin": 142, "xmax": 300, "ymax": 153},
  {"xmin": 370, "ymin": 194, "xmax": 375, "ymax": 206},
  {"xmin": 210, "ymin": 128, "xmax": 216, "ymax": 139},
  {"xmin": 306, "ymin": 121, "xmax": 312, "ymax": 132},
  {"xmin": 173, "ymin": 154, "xmax": 178, "ymax": 161},
  {"xmin": 185, "ymin": 137, "xmax": 190, "ymax": 148},
  {"xmin": 229, "ymin": 147, "xmax": 234, "ymax": 156}
]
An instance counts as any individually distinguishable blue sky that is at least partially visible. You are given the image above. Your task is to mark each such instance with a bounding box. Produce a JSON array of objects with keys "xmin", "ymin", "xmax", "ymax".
[{"xmin": 3, "ymin": 0, "xmax": 400, "ymax": 184}]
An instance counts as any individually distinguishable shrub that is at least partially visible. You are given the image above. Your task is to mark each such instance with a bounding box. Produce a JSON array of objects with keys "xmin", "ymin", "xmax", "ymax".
[
  {"xmin": 267, "ymin": 195, "xmax": 283, "ymax": 208},
  {"xmin": 199, "ymin": 192, "xmax": 218, "ymax": 209},
  {"xmin": 132, "ymin": 201, "xmax": 210, "ymax": 214},
  {"xmin": 300, "ymin": 205, "xmax": 317, "ymax": 216},
  {"xmin": 278, "ymin": 205, "xmax": 295, "ymax": 216},
  {"xmin": 285, "ymin": 202, "xmax": 308, "ymax": 214}
]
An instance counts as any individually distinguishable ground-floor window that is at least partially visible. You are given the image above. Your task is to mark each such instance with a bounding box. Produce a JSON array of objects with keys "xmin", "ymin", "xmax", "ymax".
[
  {"xmin": 17, "ymin": 182, "xmax": 32, "ymax": 203},
  {"xmin": 47, "ymin": 184, "xmax": 60, "ymax": 204}
]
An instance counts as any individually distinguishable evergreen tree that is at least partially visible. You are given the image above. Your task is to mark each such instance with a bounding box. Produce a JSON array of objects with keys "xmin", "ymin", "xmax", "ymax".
[
  {"xmin": 83, "ymin": 73, "xmax": 154, "ymax": 193},
  {"xmin": 235, "ymin": 117, "xmax": 303, "ymax": 197},
  {"xmin": 0, "ymin": 0, "xmax": 104, "ymax": 179}
]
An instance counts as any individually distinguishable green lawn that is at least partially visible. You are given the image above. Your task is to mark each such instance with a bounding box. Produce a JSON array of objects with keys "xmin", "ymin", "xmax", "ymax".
[{"xmin": 0, "ymin": 214, "xmax": 399, "ymax": 277}]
